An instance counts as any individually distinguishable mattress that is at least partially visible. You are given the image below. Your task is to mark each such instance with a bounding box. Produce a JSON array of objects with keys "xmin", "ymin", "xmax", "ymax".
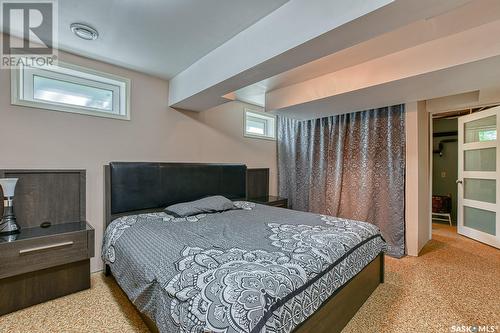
[{"xmin": 102, "ymin": 202, "xmax": 385, "ymax": 333}]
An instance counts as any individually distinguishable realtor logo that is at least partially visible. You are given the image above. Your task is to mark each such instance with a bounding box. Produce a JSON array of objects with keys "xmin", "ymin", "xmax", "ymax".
[{"xmin": 1, "ymin": 0, "xmax": 58, "ymax": 67}]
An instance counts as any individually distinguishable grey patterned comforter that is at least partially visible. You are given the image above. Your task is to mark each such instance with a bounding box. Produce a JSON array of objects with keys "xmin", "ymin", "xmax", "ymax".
[{"xmin": 102, "ymin": 202, "xmax": 385, "ymax": 333}]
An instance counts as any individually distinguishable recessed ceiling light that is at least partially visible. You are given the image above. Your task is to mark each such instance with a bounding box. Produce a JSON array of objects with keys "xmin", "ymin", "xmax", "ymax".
[{"xmin": 70, "ymin": 23, "xmax": 99, "ymax": 41}]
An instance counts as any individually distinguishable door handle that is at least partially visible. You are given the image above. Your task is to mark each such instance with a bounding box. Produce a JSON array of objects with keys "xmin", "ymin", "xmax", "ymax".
[{"xmin": 456, "ymin": 180, "xmax": 463, "ymax": 184}]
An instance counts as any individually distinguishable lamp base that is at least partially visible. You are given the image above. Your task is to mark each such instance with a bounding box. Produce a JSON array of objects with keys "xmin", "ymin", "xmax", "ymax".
[{"xmin": 0, "ymin": 218, "xmax": 21, "ymax": 235}]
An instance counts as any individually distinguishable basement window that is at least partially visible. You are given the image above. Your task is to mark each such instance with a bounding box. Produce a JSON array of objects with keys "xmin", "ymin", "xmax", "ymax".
[
  {"xmin": 244, "ymin": 109, "xmax": 276, "ymax": 140},
  {"xmin": 11, "ymin": 61, "xmax": 130, "ymax": 120}
]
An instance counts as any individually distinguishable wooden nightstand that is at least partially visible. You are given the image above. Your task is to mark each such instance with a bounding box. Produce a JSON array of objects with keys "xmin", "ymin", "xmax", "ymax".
[
  {"xmin": 0, "ymin": 169, "xmax": 93, "ymax": 315},
  {"xmin": 248, "ymin": 195, "xmax": 288, "ymax": 208},
  {"xmin": 0, "ymin": 221, "xmax": 94, "ymax": 315}
]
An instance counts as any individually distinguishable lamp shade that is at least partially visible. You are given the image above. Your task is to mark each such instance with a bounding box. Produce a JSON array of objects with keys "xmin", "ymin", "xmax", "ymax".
[{"xmin": 0, "ymin": 178, "xmax": 18, "ymax": 197}]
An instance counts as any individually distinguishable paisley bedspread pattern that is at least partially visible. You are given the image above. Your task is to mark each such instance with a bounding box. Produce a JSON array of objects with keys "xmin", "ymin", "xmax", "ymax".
[
  {"xmin": 163, "ymin": 222, "xmax": 382, "ymax": 333},
  {"xmin": 102, "ymin": 202, "xmax": 384, "ymax": 333},
  {"xmin": 102, "ymin": 212, "xmax": 207, "ymax": 264}
]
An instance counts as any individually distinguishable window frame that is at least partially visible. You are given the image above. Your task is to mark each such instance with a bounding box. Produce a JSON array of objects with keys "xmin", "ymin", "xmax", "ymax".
[
  {"xmin": 244, "ymin": 108, "xmax": 276, "ymax": 141},
  {"xmin": 11, "ymin": 60, "xmax": 131, "ymax": 120}
]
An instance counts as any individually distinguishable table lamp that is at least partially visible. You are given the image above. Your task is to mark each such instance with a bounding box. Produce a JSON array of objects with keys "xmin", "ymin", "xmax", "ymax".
[{"xmin": 0, "ymin": 178, "xmax": 20, "ymax": 235}]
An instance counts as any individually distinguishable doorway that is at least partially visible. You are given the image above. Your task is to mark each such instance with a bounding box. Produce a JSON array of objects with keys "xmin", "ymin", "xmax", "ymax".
[
  {"xmin": 432, "ymin": 117, "xmax": 458, "ymax": 229},
  {"xmin": 431, "ymin": 105, "xmax": 500, "ymax": 249}
]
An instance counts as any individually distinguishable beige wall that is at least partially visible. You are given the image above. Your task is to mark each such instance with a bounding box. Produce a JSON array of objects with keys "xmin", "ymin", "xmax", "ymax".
[
  {"xmin": 405, "ymin": 101, "xmax": 431, "ymax": 256},
  {"xmin": 185, "ymin": 103, "xmax": 277, "ymax": 195},
  {"xmin": 0, "ymin": 49, "xmax": 276, "ymax": 272}
]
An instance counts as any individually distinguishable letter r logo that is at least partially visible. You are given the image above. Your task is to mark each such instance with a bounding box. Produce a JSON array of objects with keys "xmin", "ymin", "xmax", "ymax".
[{"xmin": 2, "ymin": 1, "xmax": 54, "ymax": 55}]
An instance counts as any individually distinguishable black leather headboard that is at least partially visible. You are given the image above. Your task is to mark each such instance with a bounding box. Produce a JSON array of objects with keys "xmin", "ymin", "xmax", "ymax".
[{"xmin": 105, "ymin": 162, "xmax": 247, "ymax": 222}]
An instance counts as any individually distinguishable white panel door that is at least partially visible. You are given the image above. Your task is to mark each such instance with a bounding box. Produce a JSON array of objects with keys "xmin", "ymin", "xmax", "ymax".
[{"xmin": 457, "ymin": 106, "xmax": 500, "ymax": 249}]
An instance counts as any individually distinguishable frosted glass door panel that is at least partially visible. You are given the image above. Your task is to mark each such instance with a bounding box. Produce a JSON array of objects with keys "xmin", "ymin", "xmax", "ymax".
[
  {"xmin": 464, "ymin": 179, "xmax": 496, "ymax": 203},
  {"xmin": 464, "ymin": 148, "xmax": 496, "ymax": 171},
  {"xmin": 463, "ymin": 206, "xmax": 496, "ymax": 235},
  {"xmin": 464, "ymin": 115, "xmax": 496, "ymax": 143}
]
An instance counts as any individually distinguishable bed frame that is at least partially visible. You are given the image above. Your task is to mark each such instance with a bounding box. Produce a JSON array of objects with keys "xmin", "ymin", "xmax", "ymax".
[{"xmin": 104, "ymin": 162, "xmax": 384, "ymax": 333}]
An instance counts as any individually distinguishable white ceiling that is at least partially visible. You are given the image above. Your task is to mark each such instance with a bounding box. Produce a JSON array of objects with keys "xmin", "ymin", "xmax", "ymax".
[
  {"xmin": 168, "ymin": 0, "xmax": 475, "ymax": 111},
  {"xmin": 276, "ymin": 56, "xmax": 500, "ymax": 120},
  {"xmin": 233, "ymin": 0, "xmax": 500, "ymax": 110},
  {"xmin": 48, "ymin": 0, "xmax": 289, "ymax": 79}
]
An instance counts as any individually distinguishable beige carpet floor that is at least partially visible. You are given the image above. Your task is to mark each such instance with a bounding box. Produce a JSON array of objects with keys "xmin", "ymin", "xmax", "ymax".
[{"xmin": 1, "ymin": 223, "xmax": 499, "ymax": 333}]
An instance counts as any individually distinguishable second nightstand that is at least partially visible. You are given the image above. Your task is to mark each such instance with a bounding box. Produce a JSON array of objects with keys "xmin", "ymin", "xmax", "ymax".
[{"xmin": 248, "ymin": 195, "xmax": 288, "ymax": 208}]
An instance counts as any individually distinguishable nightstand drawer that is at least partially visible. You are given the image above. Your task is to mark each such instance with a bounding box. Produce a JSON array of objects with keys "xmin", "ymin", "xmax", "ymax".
[{"xmin": 0, "ymin": 231, "xmax": 89, "ymax": 279}]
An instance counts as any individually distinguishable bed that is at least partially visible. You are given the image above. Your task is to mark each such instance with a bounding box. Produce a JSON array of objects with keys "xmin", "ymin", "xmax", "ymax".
[{"xmin": 103, "ymin": 162, "xmax": 385, "ymax": 333}]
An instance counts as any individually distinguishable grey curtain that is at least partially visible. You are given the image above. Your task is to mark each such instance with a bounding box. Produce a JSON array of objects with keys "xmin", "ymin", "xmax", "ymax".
[{"xmin": 277, "ymin": 105, "xmax": 406, "ymax": 257}]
